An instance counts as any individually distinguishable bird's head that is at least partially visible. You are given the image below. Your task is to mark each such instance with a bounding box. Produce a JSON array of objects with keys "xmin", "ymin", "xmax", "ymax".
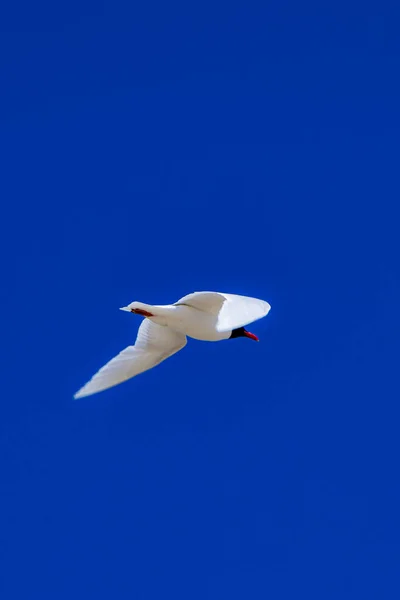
[{"xmin": 230, "ymin": 327, "xmax": 259, "ymax": 342}]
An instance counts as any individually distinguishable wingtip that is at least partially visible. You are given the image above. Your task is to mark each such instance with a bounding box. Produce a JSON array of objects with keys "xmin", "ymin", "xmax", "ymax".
[{"xmin": 73, "ymin": 386, "xmax": 88, "ymax": 400}]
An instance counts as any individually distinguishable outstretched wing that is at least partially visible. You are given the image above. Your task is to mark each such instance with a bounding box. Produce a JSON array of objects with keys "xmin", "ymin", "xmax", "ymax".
[
  {"xmin": 175, "ymin": 291, "xmax": 271, "ymax": 332},
  {"xmin": 74, "ymin": 320, "xmax": 187, "ymax": 399}
]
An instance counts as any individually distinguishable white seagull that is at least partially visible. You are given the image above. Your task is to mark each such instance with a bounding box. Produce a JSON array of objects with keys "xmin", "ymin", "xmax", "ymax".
[{"xmin": 74, "ymin": 291, "xmax": 271, "ymax": 399}]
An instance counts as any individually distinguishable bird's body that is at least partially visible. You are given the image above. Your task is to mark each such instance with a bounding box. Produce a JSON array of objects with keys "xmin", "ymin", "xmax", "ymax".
[
  {"xmin": 127, "ymin": 303, "xmax": 230, "ymax": 341},
  {"xmin": 74, "ymin": 291, "xmax": 271, "ymax": 399}
]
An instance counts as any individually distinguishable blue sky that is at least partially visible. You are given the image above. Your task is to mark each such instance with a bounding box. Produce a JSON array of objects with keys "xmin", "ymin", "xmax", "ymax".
[{"xmin": 1, "ymin": 1, "xmax": 400, "ymax": 598}]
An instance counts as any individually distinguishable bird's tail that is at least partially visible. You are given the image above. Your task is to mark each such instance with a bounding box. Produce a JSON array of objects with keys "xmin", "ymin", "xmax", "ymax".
[
  {"xmin": 120, "ymin": 300, "xmax": 176, "ymax": 320},
  {"xmin": 120, "ymin": 300, "xmax": 156, "ymax": 316}
]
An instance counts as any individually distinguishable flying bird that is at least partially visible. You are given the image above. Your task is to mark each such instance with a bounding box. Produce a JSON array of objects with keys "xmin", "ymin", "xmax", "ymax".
[{"xmin": 74, "ymin": 291, "xmax": 271, "ymax": 399}]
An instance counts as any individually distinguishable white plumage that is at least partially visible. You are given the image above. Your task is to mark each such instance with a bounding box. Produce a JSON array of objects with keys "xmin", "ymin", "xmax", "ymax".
[{"xmin": 74, "ymin": 291, "xmax": 271, "ymax": 399}]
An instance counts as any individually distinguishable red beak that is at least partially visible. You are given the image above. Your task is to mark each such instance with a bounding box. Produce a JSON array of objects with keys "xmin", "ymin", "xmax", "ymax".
[{"xmin": 244, "ymin": 330, "xmax": 259, "ymax": 342}]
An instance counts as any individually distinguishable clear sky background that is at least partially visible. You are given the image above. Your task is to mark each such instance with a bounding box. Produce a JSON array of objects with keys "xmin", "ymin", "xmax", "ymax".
[{"xmin": 1, "ymin": 1, "xmax": 399, "ymax": 598}]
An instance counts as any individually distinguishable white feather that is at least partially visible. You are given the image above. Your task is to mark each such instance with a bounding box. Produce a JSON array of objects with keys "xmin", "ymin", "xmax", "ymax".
[
  {"xmin": 175, "ymin": 291, "xmax": 271, "ymax": 332},
  {"xmin": 74, "ymin": 320, "xmax": 186, "ymax": 399}
]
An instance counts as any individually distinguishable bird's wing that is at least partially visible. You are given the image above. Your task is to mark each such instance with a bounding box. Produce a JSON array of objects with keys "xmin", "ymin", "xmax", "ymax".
[
  {"xmin": 175, "ymin": 291, "xmax": 271, "ymax": 332},
  {"xmin": 74, "ymin": 320, "xmax": 187, "ymax": 399}
]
